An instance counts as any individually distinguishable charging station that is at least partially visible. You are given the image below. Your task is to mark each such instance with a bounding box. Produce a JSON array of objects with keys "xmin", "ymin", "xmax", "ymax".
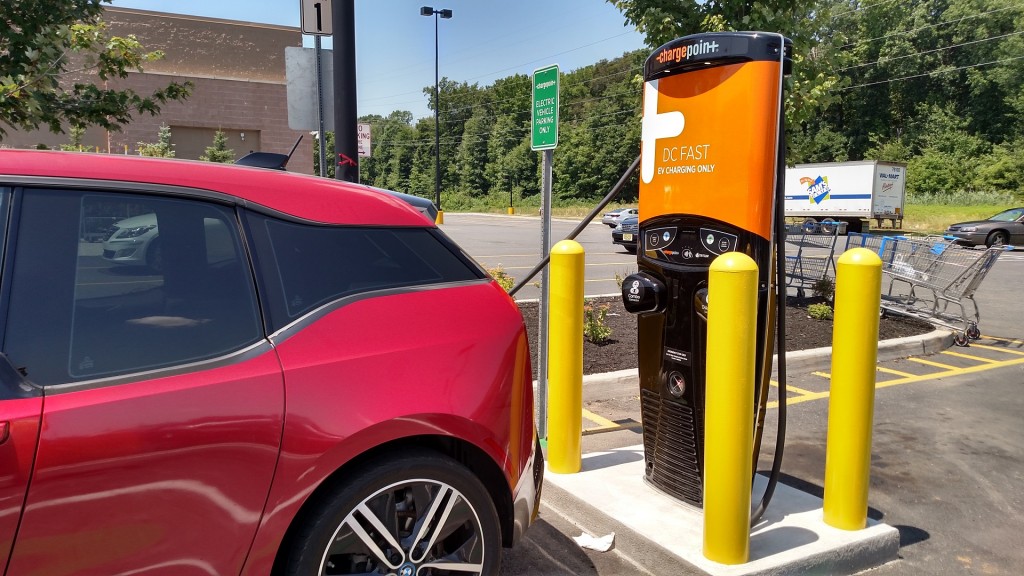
[{"xmin": 622, "ymin": 32, "xmax": 792, "ymax": 508}]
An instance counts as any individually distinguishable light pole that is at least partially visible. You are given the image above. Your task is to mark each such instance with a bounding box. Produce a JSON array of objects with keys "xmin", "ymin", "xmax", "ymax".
[{"xmin": 421, "ymin": 6, "xmax": 452, "ymax": 224}]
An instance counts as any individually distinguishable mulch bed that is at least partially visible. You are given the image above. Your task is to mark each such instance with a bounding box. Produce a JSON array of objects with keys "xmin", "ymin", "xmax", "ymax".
[{"xmin": 517, "ymin": 295, "xmax": 934, "ymax": 375}]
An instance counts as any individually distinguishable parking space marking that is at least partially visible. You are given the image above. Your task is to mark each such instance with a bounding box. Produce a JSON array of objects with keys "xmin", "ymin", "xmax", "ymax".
[
  {"xmin": 908, "ymin": 357, "xmax": 958, "ymax": 370},
  {"xmin": 581, "ymin": 408, "xmax": 641, "ymax": 436},
  {"xmin": 877, "ymin": 366, "xmax": 915, "ymax": 377},
  {"xmin": 981, "ymin": 335, "xmax": 1023, "ymax": 345},
  {"xmin": 765, "ymin": 354, "xmax": 1024, "ymax": 410},
  {"xmin": 969, "ymin": 343, "xmax": 1024, "ymax": 356},
  {"xmin": 940, "ymin": 350, "xmax": 1000, "ymax": 364},
  {"xmin": 812, "ymin": 371, "xmax": 831, "ymax": 379},
  {"xmin": 770, "ymin": 380, "xmax": 817, "ymax": 396}
]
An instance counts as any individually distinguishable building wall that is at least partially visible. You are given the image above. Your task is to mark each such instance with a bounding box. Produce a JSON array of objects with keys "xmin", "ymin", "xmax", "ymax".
[{"xmin": 2, "ymin": 8, "xmax": 314, "ymax": 174}]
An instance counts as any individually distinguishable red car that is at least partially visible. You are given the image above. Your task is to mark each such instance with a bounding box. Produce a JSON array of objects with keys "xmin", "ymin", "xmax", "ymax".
[{"xmin": 0, "ymin": 150, "xmax": 541, "ymax": 575}]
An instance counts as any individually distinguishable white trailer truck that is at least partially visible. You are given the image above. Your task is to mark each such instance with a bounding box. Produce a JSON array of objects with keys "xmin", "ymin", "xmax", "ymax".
[{"xmin": 783, "ymin": 160, "xmax": 907, "ymax": 233}]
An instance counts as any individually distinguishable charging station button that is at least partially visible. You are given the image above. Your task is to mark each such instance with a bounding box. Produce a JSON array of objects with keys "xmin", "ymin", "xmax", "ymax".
[
  {"xmin": 699, "ymin": 228, "xmax": 738, "ymax": 255},
  {"xmin": 645, "ymin": 227, "xmax": 677, "ymax": 251}
]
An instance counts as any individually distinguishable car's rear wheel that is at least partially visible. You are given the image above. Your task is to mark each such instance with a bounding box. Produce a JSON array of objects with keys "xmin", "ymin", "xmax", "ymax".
[
  {"xmin": 986, "ymin": 230, "xmax": 1008, "ymax": 248},
  {"xmin": 277, "ymin": 453, "xmax": 501, "ymax": 576}
]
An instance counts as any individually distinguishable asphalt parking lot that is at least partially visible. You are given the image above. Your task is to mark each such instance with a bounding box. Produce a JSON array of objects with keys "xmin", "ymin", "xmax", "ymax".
[{"xmin": 442, "ymin": 214, "xmax": 1024, "ymax": 575}]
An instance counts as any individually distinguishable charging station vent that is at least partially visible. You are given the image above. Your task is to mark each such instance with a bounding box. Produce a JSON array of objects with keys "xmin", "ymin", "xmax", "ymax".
[{"xmin": 640, "ymin": 389, "xmax": 704, "ymax": 507}]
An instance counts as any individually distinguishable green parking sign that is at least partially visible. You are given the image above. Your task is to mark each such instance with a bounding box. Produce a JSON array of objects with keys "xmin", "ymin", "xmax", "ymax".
[{"xmin": 531, "ymin": 65, "xmax": 559, "ymax": 151}]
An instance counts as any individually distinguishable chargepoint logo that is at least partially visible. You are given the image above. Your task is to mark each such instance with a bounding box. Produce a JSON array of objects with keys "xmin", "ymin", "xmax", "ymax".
[{"xmin": 641, "ymin": 80, "xmax": 685, "ymax": 184}]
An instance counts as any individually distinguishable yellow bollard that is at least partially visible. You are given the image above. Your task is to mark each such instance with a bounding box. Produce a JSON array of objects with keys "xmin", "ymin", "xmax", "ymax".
[
  {"xmin": 507, "ymin": 206, "xmax": 515, "ymax": 215},
  {"xmin": 824, "ymin": 247, "xmax": 882, "ymax": 530},
  {"xmin": 435, "ymin": 210, "xmax": 445, "ymax": 225},
  {"xmin": 703, "ymin": 252, "xmax": 758, "ymax": 565},
  {"xmin": 547, "ymin": 239, "xmax": 584, "ymax": 473}
]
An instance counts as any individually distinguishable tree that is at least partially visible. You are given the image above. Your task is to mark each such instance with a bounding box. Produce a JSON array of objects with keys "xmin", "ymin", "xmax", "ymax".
[
  {"xmin": 0, "ymin": 0, "xmax": 192, "ymax": 139},
  {"xmin": 200, "ymin": 129, "xmax": 234, "ymax": 163},
  {"xmin": 137, "ymin": 123, "xmax": 174, "ymax": 157}
]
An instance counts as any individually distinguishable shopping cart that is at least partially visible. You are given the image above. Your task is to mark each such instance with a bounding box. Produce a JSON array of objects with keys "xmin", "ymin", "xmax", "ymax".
[
  {"xmin": 877, "ymin": 235, "xmax": 1009, "ymax": 346},
  {"xmin": 785, "ymin": 221, "xmax": 845, "ymax": 299}
]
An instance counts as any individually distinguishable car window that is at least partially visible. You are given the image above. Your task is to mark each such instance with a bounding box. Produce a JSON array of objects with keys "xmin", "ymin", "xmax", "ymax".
[
  {"xmin": 246, "ymin": 213, "xmax": 482, "ymax": 330},
  {"xmin": 4, "ymin": 190, "xmax": 262, "ymax": 385}
]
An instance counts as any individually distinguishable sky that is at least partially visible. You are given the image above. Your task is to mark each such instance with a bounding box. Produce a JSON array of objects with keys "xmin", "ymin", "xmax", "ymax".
[{"xmin": 108, "ymin": 0, "xmax": 648, "ymax": 120}]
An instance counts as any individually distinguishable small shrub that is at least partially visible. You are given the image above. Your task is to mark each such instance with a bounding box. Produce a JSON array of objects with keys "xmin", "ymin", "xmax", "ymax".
[
  {"xmin": 807, "ymin": 303, "xmax": 833, "ymax": 320},
  {"xmin": 812, "ymin": 277, "xmax": 835, "ymax": 300},
  {"xmin": 614, "ymin": 268, "xmax": 635, "ymax": 290},
  {"xmin": 583, "ymin": 301, "xmax": 613, "ymax": 343},
  {"xmin": 487, "ymin": 265, "xmax": 514, "ymax": 292}
]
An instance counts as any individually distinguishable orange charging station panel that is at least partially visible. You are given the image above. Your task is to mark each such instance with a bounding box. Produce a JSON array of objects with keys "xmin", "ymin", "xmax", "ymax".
[{"xmin": 622, "ymin": 32, "xmax": 791, "ymax": 507}]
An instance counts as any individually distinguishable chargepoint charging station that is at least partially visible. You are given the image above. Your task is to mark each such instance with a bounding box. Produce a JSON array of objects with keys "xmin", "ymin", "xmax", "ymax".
[{"xmin": 621, "ymin": 32, "xmax": 792, "ymax": 509}]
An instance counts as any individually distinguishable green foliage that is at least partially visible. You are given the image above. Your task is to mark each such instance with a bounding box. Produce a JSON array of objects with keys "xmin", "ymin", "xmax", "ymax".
[
  {"xmin": 486, "ymin": 265, "xmax": 514, "ymax": 292},
  {"xmin": 807, "ymin": 303, "xmax": 833, "ymax": 321},
  {"xmin": 200, "ymin": 129, "xmax": 234, "ymax": 163},
  {"xmin": 331, "ymin": 0, "xmax": 1024, "ymax": 211},
  {"xmin": 812, "ymin": 277, "xmax": 835, "ymax": 301},
  {"xmin": 583, "ymin": 301, "xmax": 613, "ymax": 344},
  {"xmin": 59, "ymin": 124, "xmax": 87, "ymax": 152},
  {"xmin": 136, "ymin": 123, "xmax": 174, "ymax": 158},
  {"xmin": 0, "ymin": 1, "xmax": 192, "ymax": 139}
]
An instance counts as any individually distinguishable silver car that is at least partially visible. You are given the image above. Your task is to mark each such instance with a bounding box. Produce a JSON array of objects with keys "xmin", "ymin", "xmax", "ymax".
[{"xmin": 601, "ymin": 207, "xmax": 638, "ymax": 227}]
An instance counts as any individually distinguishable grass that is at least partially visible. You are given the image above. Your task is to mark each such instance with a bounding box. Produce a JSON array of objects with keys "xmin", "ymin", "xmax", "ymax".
[
  {"xmin": 468, "ymin": 199, "xmax": 1019, "ymax": 236},
  {"xmin": 900, "ymin": 203, "xmax": 1010, "ymax": 234}
]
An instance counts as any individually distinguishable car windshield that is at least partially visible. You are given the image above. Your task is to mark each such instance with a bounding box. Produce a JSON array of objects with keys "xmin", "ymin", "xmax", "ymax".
[{"xmin": 990, "ymin": 208, "xmax": 1023, "ymax": 222}]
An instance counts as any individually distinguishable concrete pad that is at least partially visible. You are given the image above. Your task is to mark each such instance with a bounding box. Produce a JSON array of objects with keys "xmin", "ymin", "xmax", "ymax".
[{"xmin": 545, "ymin": 445, "xmax": 899, "ymax": 576}]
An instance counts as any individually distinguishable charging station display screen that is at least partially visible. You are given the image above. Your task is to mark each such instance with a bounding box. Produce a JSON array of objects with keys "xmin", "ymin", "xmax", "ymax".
[{"xmin": 640, "ymin": 59, "xmax": 783, "ymax": 240}]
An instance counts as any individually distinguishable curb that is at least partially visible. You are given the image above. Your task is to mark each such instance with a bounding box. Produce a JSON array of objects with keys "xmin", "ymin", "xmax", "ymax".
[{"xmin": 581, "ymin": 327, "xmax": 953, "ymax": 387}]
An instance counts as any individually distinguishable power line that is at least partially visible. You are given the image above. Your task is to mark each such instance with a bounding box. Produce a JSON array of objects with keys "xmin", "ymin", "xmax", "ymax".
[
  {"xmin": 840, "ymin": 3, "xmax": 1024, "ymax": 49},
  {"xmin": 836, "ymin": 55, "xmax": 1024, "ymax": 91},
  {"xmin": 834, "ymin": 30, "xmax": 1024, "ymax": 73}
]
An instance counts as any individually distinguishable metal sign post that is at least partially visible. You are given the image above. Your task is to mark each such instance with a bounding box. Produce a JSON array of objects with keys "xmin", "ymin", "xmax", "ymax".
[{"xmin": 532, "ymin": 65, "xmax": 559, "ymax": 439}]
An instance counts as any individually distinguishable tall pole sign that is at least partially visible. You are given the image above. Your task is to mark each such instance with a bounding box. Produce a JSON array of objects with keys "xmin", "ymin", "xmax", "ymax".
[
  {"xmin": 531, "ymin": 65, "xmax": 559, "ymax": 151},
  {"xmin": 531, "ymin": 64, "xmax": 558, "ymax": 439},
  {"xmin": 300, "ymin": 0, "xmax": 333, "ymax": 35},
  {"xmin": 300, "ymin": 0, "xmax": 332, "ymax": 176}
]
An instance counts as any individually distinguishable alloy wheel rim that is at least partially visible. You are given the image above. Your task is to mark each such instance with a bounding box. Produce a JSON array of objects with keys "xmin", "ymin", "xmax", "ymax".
[{"xmin": 319, "ymin": 478, "xmax": 486, "ymax": 575}]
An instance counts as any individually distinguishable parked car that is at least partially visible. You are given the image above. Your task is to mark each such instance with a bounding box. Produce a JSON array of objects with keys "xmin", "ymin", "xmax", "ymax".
[
  {"xmin": 612, "ymin": 215, "xmax": 640, "ymax": 253},
  {"xmin": 0, "ymin": 150, "xmax": 541, "ymax": 575},
  {"xmin": 601, "ymin": 207, "xmax": 638, "ymax": 227},
  {"xmin": 945, "ymin": 207, "xmax": 1024, "ymax": 247}
]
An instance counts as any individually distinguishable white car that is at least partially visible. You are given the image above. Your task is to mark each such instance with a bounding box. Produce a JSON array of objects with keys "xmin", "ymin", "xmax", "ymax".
[
  {"xmin": 102, "ymin": 213, "xmax": 160, "ymax": 269},
  {"xmin": 103, "ymin": 213, "xmax": 235, "ymax": 271},
  {"xmin": 601, "ymin": 207, "xmax": 638, "ymax": 227}
]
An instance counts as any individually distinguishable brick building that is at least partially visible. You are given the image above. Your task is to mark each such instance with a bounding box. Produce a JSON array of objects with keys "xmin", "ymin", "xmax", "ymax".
[{"xmin": 4, "ymin": 8, "xmax": 313, "ymax": 174}]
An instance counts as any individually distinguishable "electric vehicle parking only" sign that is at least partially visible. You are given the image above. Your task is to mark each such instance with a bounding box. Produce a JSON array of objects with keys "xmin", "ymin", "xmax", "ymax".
[{"xmin": 531, "ymin": 65, "xmax": 559, "ymax": 151}]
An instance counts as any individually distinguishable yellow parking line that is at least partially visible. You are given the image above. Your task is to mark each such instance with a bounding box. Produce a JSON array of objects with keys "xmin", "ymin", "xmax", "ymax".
[
  {"xmin": 981, "ymin": 335, "xmax": 1023, "ymax": 345},
  {"xmin": 765, "ymin": 356, "xmax": 1024, "ymax": 409},
  {"xmin": 769, "ymin": 380, "xmax": 818, "ymax": 396},
  {"xmin": 908, "ymin": 357, "xmax": 958, "ymax": 370},
  {"xmin": 877, "ymin": 366, "xmax": 915, "ymax": 377},
  {"xmin": 812, "ymin": 371, "xmax": 832, "ymax": 379},
  {"xmin": 940, "ymin": 350, "xmax": 999, "ymax": 364},
  {"xmin": 968, "ymin": 343, "xmax": 1024, "ymax": 356},
  {"xmin": 582, "ymin": 408, "xmax": 618, "ymax": 428}
]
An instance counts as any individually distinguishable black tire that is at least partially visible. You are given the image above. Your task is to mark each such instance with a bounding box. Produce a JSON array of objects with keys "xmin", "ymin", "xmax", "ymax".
[
  {"xmin": 801, "ymin": 218, "xmax": 817, "ymax": 234},
  {"xmin": 985, "ymin": 230, "xmax": 1008, "ymax": 248},
  {"xmin": 276, "ymin": 453, "xmax": 501, "ymax": 576},
  {"xmin": 820, "ymin": 218, "xmax": 838, "ymax": 235},
  {"xmin": 966, "ymin": 323, "xmax": 981, "ymax": 340},
  {"xmin": 625, "ymin": 245, "xmax": 637, "ymax": 254},
  {"xmin": 953, "ymin": 332, "xmax": 969, "ymax": 347}
]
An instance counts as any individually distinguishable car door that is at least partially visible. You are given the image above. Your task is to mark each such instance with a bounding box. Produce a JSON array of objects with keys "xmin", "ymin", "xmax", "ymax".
[
  {"xmin": 1010, "ymin": 209, "xmax": 1024, "ymax": 244},
  {"xmin": 2, "ymin": 188, "xmax": 284, "ymax": 575},
  {"xmin": 0, "ymin": 187, "xmax": 44, "ymax": 571}
]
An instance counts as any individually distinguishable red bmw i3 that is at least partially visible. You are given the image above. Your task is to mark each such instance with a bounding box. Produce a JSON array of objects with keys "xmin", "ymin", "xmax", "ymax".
[{"xmin": 0, "ymin": 150, "xmax": 541, "ymax": 575}]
